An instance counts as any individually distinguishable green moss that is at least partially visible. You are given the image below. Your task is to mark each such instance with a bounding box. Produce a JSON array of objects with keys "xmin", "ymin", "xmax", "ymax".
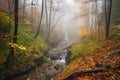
[
  {"xmin": 0, "ymin": 17, "xmax": 48, "ymax": 62},
  {"xmin": 14, "ymin": 26, "xmax": 48, "ymax": 55},
  {"xmin": 0, "ymin": 12, "xmax": 14, "ymax": 61}
]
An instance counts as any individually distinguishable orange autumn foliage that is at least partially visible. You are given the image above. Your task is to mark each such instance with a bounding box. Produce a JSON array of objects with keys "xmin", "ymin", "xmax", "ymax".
[{"xmin": 77, "ymin": 24, "xmax": 90, "ymax": 38}]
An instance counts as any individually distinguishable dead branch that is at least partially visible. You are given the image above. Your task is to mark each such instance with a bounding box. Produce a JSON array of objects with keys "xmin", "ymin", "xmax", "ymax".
[{"xmin": 64, "ymin": 68, "xmax": 108, "ymax": 80}]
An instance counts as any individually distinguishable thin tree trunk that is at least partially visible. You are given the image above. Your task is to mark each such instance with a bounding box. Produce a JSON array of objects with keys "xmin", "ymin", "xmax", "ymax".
[
  {"xmin": 31, "ymin": 0, "xmax": 33, "ymax": 23},
  {"xmin": 52, "ymin": 13, "xmax": 65, "ymax": 30},
  {"xmin": 47, "ymin": 0, "xmax": 53, "ymax": 41},
  {"xmin": 105, "ymin": 0, "xmax": 113, "ymax": 38},
  {"xmin": 23, "ymin": 0, "xmax": 26, "ymax": 26},
  {"xmin": 6, "ymin": 0, "xmax": 19, "ymax": 68},
  {"xmin": 45, "ymin": 0, "xmax": 49, "ymax": 37},
  {"xmin": 95, "ymin": 0, "xmax": 100, "ymax": 37},
  {"xmin": 34, "ymin": 0, "xmax": 44, "ymax": 38},
  {"xmin": 8, "ymin": 0, "xmax": 11, "ymax": 33},
  {"xmin": 90, "ymin": 3, "xmax": 94, "ymax": 39},
  {"xmin": 105, "ymin": 0, "xmax": 107, "ymax": 38}
]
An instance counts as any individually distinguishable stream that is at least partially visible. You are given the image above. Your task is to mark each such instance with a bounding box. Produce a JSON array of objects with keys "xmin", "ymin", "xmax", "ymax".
[
  {"xmin": 39, "ymin": 48, "xmax": 68, "ymax": 80},
  {"xmin": 15, "ymin": 48, "xmax": 69, "ymax": 80}
]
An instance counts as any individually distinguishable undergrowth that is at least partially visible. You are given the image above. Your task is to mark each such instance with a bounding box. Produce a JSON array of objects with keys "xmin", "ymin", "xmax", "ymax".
[{"xmin": 70, "ymin": 40, "xmax": 99, "ymax": 60}]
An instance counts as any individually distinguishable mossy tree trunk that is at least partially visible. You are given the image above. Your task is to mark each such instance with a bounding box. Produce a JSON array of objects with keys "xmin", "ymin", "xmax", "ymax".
[{"xmin": 6, "ymin": 0, "xmax": 19, "ymax": 69}]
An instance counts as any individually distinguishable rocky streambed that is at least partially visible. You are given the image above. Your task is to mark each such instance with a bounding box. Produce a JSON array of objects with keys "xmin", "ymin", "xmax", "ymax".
[{"xmin": 14, "ymin": 47, "xmax": 71, "ymax": 80}]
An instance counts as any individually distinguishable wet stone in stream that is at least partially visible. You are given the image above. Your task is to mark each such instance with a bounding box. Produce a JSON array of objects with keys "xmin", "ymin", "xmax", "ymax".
[{"xmin": 17, "ymin": 48, "xmax": 68, "ymax": 80}]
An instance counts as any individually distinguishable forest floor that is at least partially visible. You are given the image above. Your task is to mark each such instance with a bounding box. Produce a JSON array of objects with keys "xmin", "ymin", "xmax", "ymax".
[
  {"xmin": 1, "ymin": 25, "xmax": 119, "ymax": 80},
  {"xmin": 24, "ymin": 25, "xmax": 120, "ymax": 80},
  {"xmin": 55, "ymin": 25, "xmax": 120, "ymax": 80}
]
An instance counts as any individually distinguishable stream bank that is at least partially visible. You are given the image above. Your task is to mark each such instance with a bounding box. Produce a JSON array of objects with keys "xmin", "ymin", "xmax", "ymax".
[{"xmin": 13, "ymin": 47, "xmax": 71, "ymax": 80}]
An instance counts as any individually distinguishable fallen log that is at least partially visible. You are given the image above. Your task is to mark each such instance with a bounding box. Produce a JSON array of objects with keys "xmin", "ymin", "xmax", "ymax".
[
  {"xmin": 64, "ymin": 68, "xmax": 109, "ymax": 80},
  {"xmin": 3, "ymin": 66, "xmax": 35, "ymax": 80},
  {"xmin": 3, "ymin": 56, "xmax": 46, "ymax": 80},
  {"xmin": 64, "ymin": 65, "xmax": 120, "ymax": 80}
]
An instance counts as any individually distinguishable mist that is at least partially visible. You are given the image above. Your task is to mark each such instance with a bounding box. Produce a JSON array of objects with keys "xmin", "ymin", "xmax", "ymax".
[
  {"xmin": 19, "ymin": 0, "xmax": 103, "ymax": 48},
  {"xmin": 1, "ymin": 0, "xmax": 119, "ymax": 80}
]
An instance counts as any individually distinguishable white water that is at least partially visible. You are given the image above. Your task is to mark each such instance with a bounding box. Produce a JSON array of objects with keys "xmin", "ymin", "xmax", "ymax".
[
  {"xmin": 56, "ymin": 52, "xmax": 67, "ymax": 63},
  {"xmin": 63, "ymin": 26, "xmax": 69, "ymax": 43},
  {"xmin": 55, "ymin": 49, "xmax": 67, "ymax": 69}
]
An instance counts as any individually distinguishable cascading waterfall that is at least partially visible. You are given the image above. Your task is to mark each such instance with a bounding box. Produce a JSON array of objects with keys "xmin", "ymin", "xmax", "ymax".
[
  {"xmin": 56, "ymin": 23, "xmax": 71, "ymax": 48},
  {"xmin": 56, "ymin": 49, "xmax": 67, "ymax": 69},
  {"xmin": 56, "ymin": 50, "xmax": 67, "ymax": 63},
  {"xmin": 63, "ymin": 25, "xmax": 69, "ymax": 43}
]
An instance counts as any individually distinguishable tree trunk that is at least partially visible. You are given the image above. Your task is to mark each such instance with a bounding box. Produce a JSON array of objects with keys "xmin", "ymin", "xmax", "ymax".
[
  {"xmin": 31, "ymin": 0, "xmax": 34, "ymax": 31},
  {"xmin": 95, "ymin": 0, "xmax": 100, "ymax": 37},
  {"xmin": 6, "ymin": 0, "xmax": 19, "ymax": 68},
  {"xmin": 47, "ymin": 0, "xmax": 53, "ymax": 41},
  {"xmin": 90, "ymin": 3, "xmax": 94, "ymax": 39},
  {"xmin": 34, "ymin": 0, "xmax": 44, "ymax": 38},
  {"xmin": 64, "ymin": 68, "xmax": 108, "ymax": 80},
  {"xmin": 45, "ymin": 0, "xmax": 49, "ymax": 38},
  {"xmin": 105, "ymin": 0, "xmax": 113, "ymax": 38},
  {"xmin": 23, "ymin": 0, "xmax": 25, "ymax": 26}
]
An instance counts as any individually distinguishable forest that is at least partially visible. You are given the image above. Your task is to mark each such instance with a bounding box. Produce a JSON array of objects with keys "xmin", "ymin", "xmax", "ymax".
[{"xmin": 0, "ymin": 0, "xmax": 120, "ymax": 80}]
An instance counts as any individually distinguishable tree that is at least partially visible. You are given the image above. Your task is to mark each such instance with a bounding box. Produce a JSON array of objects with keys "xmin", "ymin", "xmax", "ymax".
[
  {"xmin": 34, "ymin": 0, "xmax": 44, "ymax": 38},
  {"xmin": 95, "ymin": 0, "xmax": 100, "ymax": 37},
  {"xmin": 111, "ymin": 0, "xmax": 120, "ymax": 25},
  {"xmin": 22, "ymin": 0, "xmax": 26, "ymax": 26},
  {"xmin": 46, "ymin": 0, "xmax": 53, "ymax": 41},
  {"xmin": 6, "ymin": 0, "xmax": 19, "ymax": 68},
  {"xmin": 105, "ymin": 0, "xmax": 113, "ymax": 38},
  {"xmin": 45, "ymin": 0, "xmax": 49, "ymax": 37},
  {"xmin": 31, "ymin": 0, "xmax": 35, "ymax": 31}
]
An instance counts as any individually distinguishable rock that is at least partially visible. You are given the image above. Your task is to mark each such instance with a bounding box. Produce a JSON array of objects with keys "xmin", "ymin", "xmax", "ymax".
[
  {"xmin": 54, "ymin": 64, "xmax": 63, "ymax": 71},
  {"xmin": 65, "ymin": 49, "xmax": 72, "ymax": 64},
  {"xmin": 48, "ymin": 48, "xmax": 68, "ymax": 60}
]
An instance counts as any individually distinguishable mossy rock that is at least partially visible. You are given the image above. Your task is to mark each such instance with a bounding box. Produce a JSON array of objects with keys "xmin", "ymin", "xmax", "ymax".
[{"xmin": 54, "ymin": 64, "xmax": 63, "ymax": 70}]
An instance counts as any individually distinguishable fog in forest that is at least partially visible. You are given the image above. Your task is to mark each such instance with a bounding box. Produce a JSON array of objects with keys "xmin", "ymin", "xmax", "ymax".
[
  {"xmin": 1, "ymin": 0, "xmax": 120, "ymax": 80},
  {"xmin": 19, "ymin": 0, "xmax": 103, "ymax": 48}
]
